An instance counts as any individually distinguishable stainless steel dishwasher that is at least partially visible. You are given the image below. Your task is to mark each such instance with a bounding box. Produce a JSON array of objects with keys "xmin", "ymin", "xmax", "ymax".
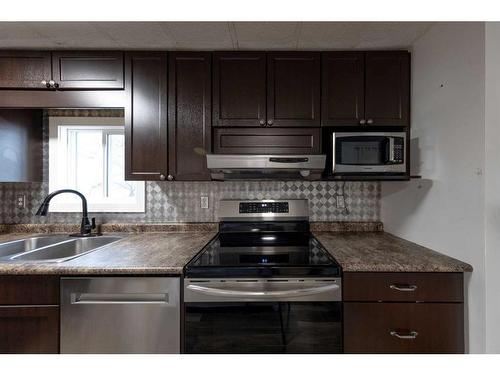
[{"xmin": 61, "ymin": 277, "xmax": 180, "ymax": 354}]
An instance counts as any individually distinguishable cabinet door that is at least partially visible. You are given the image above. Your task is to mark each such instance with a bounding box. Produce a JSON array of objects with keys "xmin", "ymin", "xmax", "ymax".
[
  {"xmin": 364, "ymin": 51, "xmax": 410, "ymax": 126},
  {"xmin": 52, "ymin": 51, "xmax": 124, "ymax": 89},
  {"xmin": 321, "ymin": 52, "xmax": 365, "ymax": 126},
  {"xmin": 0, "ymin": 306, "xmax": 59, "ymax": 354},
  {"xmin": 0, "ymin": 51, "xmax": 51, "ymax": 89},
  {"xmin": 344, "ymin": 302, "xmax": 464, "ymax": 354},
  {"xmin": 213, "ymin": 52, "xmax": 266, "ymax": 127},
  {"xmin": 214, "ymin": 127, "xmax": 321, "ymax": 155},
  {"xmin": 267, "ymin": 52, "xmax": 320, "ymax": 127},
  {"xmin": 168, "ymin": 52, "xmax": 211, "ymax": 181},
  {"xmin": 0, "ymin": 110, "xmax": 43, "ymax": 182},
  {"xmin": 125, "ymin": 52, "xmax": 168, "ymax": 181}
]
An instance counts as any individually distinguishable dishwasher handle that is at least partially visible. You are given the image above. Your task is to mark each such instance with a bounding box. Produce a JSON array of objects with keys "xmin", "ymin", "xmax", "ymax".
[{"xmin": 70, "ymin": 292, "xmax": 169, "ymax": 305}]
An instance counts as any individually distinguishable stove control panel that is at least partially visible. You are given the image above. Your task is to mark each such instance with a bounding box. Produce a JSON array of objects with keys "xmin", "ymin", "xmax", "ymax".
[{"xmin": 239, "ymin": 202, "xmax": 289, "ymax": 214}]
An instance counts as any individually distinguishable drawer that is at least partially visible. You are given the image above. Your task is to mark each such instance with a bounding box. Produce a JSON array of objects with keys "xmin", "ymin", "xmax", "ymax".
[
  {"xmin": 343, "ymin": 302, "xmax": 464, "ymax": 354},
  {"xmin": 343, "ymin": 272, "xmax": 463, "ymax": 302},
  {"xmin": 0, "ymin": 306, "xmax": 59, "ymax": 354},
  {"xmin": 0, "ymin": 276, "xmax": 59, "ymax": 305},
  {"xmin": 213, "ymin": 127, "xmax": 321, "ymax": 155}
]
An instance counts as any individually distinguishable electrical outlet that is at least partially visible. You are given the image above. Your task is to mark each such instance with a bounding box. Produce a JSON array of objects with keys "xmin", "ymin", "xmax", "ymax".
[
  {"xmin": 336, "ymin": 195, "xmax": 346, "ymax": 209},
  {"xmin": 200, "ymin": 196, "xmax": 209, "ymax": 209},
  {"xmin": 16, "ymin": 194, "xmax": 25, "ymax": 209}
]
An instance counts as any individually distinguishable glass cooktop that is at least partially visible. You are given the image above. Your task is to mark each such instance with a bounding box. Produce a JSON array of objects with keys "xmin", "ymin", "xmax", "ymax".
[{"xmin": 184, "ymin": 221, "xmax": 342, "ymax": 278}]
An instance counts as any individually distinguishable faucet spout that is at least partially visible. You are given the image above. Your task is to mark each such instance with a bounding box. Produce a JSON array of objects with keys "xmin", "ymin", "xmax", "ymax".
[{"xmin": 36, "ymin": 189, "xmax": 99, "ymax": 237}]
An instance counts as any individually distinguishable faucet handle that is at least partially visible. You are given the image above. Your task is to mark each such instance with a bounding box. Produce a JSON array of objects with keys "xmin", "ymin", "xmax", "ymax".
[{"xmin": 91, "ymin": 218, "xmax": 96, "ymax": 230}]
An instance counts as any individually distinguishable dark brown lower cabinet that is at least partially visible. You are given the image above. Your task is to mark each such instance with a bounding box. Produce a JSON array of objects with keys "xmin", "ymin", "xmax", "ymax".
[
  {"xmin": 214, "ymin": 127, "xmax": 321, "ymax": 155},
  {"xmin": 0, "ymin": 275, "xmax": 60, "ymax": 354},
  {"xmin": 0, "ymin": 306, "xmax": 59, "ymax": 354},
  {"xmin": 344, "ymin": 302, "xmax": 464, "ymax": 354},
  {"xmin": 343, "ymin": 272, "xmax": 465, "ymax": 354}
]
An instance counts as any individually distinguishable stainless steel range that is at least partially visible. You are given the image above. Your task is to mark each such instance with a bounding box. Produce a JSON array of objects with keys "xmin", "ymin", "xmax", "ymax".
[{"xmin": 183, "ymin": 199, "xmax": 342, "ymax": 354}]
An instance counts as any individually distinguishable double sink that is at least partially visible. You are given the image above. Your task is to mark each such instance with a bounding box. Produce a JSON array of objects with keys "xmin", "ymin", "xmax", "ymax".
[{"xmin": 0, "ymin": 235, "xmax": 123, "ymax": 263}]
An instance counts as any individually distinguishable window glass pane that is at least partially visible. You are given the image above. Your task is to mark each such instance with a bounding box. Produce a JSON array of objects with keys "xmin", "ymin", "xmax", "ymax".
[
  {"xmin": 70, "ymin": 129, "xmax": 104, "ymax": 200},
  {"xmin": 107, "ymin": 133, "xmax": 136, "ymax": 199}
]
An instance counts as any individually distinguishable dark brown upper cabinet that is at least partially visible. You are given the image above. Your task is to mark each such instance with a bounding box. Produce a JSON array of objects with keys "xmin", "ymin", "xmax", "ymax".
[
  {"xmin": 125, "ymin": 52, "xmax": 168, "ymax": 181},
  {"xmin": 267, "ymin": 52, "xmax": 320, "ymax": 127},
  {"xmin": 0, "ymin": 109, "xmax": 43, "ymax": 182},
  {"xmin": 321, "ymin": 51, "xmax": 410, "ymax": 127},
  {"xmin": 51, "ymin": 51, "xmax": 124, "ymax": 89},
  {"xmin": 0, "ymin": 50, "xmax": 124, "ymax": 90},
  {"xmin": 321, "ymin": 52, "xmax": 365, "ymax": 126},
  {"xmin": 213, "ymin": 52, "xmax": 266, "ymax": 127},
  {"xmin": 0, "ymin": 51, "xmax": 52, "ymax": 89},
  {"xmin": 168, "ymin": 52, "xmax": 211, "ymax": 181},
  {"xmin": 364, "ymin": 51, "xmax": 410, "ymax": 126}
]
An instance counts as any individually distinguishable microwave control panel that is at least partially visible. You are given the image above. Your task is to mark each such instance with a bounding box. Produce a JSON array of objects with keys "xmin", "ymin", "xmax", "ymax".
[{"xmin": 393, "ymin": 138, "xmax": 405, "ymax": 163}]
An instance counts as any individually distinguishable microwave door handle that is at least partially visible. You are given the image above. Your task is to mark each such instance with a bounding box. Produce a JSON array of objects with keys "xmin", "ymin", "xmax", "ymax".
[
  {"xmin": 388, "ymin": 137, "xmax": 395, "ymax": 163},
  {"xmin": 332, "ymin": 132, "xmax": 336, "ymax": 172}
]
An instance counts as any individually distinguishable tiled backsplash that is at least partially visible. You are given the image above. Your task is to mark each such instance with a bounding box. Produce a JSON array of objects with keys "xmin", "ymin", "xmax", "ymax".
[
  {"xmin": 0, "ymin": 180, "xmax": 380, "ymax": 224},
  {"xmin": 0, "ymin": 109, "xmax": 380, "ymax": 224}
]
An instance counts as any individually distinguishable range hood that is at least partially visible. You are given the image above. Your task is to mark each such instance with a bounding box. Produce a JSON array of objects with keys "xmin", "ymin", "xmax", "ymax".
[{"xmin": 206, "ymin": 154, "xmax": 326, "ymax": 181}]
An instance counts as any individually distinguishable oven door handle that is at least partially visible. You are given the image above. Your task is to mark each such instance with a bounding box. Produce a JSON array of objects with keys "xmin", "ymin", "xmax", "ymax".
[{"xmin": 186, "ymin": 283, "xmax": 339, "ymax": 299}]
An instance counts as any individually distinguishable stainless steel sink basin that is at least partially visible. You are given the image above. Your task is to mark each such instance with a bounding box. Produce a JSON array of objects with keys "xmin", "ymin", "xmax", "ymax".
[
  {"xmin": 4, "ymin": 235, "xmax": 123, "ymax": 263},
  {"xmin": 0, "ymin": 235, "xmax": 70, "ymax": 258}
]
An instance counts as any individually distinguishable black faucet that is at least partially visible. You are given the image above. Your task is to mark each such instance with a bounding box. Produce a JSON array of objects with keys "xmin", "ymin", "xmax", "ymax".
[{"xmin": 35, "ymin": 189, "xmax": 100, "ymax": 237}]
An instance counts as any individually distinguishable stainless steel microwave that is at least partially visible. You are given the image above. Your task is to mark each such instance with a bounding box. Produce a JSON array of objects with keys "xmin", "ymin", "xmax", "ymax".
[{"xmin": 332, "ymin": 132, "xmax": 406, "ymax": 175}]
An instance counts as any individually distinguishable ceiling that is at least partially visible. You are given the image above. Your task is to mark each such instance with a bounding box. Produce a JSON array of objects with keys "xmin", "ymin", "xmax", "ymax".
[{"xmin": 0, "ymin": 22, "xmax": 434, "ymax": 50}]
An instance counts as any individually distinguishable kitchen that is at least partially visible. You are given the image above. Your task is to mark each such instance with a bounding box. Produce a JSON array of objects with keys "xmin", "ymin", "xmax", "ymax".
[{"xmin": 0, "ymin": 2, "xmax": 499, "ymax": 372}]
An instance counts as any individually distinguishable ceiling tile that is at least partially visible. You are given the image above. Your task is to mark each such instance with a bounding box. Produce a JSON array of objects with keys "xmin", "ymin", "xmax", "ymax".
[
  {"xmin": 92, "ymin": 22, "xmax": 175, "ymax": 49},
  {"xmin": 298, "ymin": 22, "xmax": 433, "ymax": 50},
  {"xmin": 0, "ymin": 21, "xmax": 435, "ymax": 50},
  {"xmin": 160, "ymin": 22, "xmax": 233, "ymax": 49},
  {"xmin": 29, "ymin": 22, "xmax": 117, "ymax": 48},
  {"xmin": 0, "ymin": 22, "xmax": 53, "ymax": 48},
  {"xmin": 233, "ymin": 22, "xmax": 300, "ymax": 50}
]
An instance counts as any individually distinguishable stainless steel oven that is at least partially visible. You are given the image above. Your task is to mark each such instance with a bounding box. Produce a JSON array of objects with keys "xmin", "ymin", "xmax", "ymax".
[
  {"xmin": 184, "ymin": 278, "xmax": 342, "ymax": 354},
  {"xmin": 332, "ymin": 132, "xmax": 406, "ymax": 175},
  {"xmin": 183, "ymin": 199, "xmax": 343, "ymax": 354}
]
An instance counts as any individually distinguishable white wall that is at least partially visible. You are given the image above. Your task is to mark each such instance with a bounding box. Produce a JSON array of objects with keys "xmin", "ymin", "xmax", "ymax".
[
  {"xmin": 485, "ymin": 22, "xmax": 500, "ymax": 354},
  {"xmin": 381, "ymin": 22, "xmax": 486, "ymax": 353}
]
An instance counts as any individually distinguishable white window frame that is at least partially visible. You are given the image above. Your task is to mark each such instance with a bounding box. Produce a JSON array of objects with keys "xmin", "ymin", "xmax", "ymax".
[{"xmin": 49, "ymin": 116, "xmax": 145, "ymax": 213}]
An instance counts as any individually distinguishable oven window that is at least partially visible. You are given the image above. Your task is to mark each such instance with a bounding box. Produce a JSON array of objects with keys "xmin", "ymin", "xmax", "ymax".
[
  {"xmin": 336, "ymin": 136, "xmax": 388, "ymax": 165},
  {"xmin": 185, "ymin": 302, "xmax": 342, "ymax": 354}
]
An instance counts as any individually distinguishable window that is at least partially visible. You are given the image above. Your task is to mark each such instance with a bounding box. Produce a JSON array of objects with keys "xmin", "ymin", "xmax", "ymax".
[{"xmin": 49, "ymin": 116, "xmax": 145, "ymax": 213}]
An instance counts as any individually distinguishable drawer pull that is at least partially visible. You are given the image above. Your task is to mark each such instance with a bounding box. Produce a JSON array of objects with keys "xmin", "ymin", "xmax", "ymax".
[
  {"xmin": 390, "ymin": 330, "xmax": 418, "ymax": 340},
  {"xmin": 390, "ymin": 284, "xmax": 418, "ymax": 292}
]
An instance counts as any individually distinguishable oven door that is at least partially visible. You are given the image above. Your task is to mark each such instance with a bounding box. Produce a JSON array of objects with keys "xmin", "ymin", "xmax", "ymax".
[
  {"xmin": 184, "ymin": 278, "xmax": 342, "ymax": 354},
  {"xmin": 333, "ymin": 132, "xmax": 406, "ymax": 174}
]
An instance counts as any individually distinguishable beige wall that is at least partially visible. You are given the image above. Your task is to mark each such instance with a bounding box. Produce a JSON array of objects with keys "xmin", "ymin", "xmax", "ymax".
[{"xmin": 381, "ymin": 22, "xmax": 487, "ymax": 353}]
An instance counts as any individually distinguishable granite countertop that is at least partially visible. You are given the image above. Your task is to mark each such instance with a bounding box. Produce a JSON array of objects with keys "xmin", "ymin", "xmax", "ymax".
[
  {"xmin": 313, "ymin": 231, "xmax": 473, "ymax": 272},
  {"xmin": 0, "ymin": 222, "xmax": 472, "ymax": 275},
  {"xmin": 0, "ymin": 231, "xmax": 217, "ymax": 275}
]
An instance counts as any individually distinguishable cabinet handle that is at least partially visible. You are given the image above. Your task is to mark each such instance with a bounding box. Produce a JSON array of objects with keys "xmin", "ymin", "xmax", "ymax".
[
  {"xmin": 390, "ymin": 330, "xmax": 418, "ymax": 340},
  {"xmin": 359, "ymin": 119, "xmax": 366, "ymax": 125},
  {"xmin": 41, "ymin": 79, "xmax": 50, "ymax": 88},
  {"xmin": 389, "ymin": 284, "xmax": 418, "ymax": 292},
  {"xmin": 48, "ymin": 80, "xmax": 56, "ymax": 88},
  {"xmin": 167, "ymin": 174, "xmax": 174, "ymax": 181},
  {"xmin": 54, "ymin": 82, "xmax": 59, "ymax": 89},
  {"xmin": 267, "ymin": 119, "xmax": 273, "ymax": 126},
  {"xmin": 159, "ymin": 174, "xmax": 166, "ymax": 181},
  {"xmin": 367, "ymin": 118, "xmax": 374, "ymax": 125},
  {"xmin": 259, "ymin": 119, "xmax": 265, "ymax": 126}
]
